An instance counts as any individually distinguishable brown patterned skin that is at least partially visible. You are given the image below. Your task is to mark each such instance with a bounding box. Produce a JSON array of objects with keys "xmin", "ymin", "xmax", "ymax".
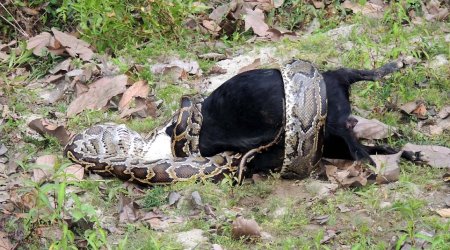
[
  {"xmin": 280, "ymin": 60, "xmax": 327, "ymax": 178},
  {"xmin": 64, "ymin": 124, "xmax": 242, "ymax": 185}
]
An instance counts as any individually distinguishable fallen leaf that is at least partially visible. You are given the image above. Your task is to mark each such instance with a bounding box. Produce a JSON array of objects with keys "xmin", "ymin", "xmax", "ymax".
[
  {"xmin": 324, "ymin": 160, "xmax": 369, "ymax": 187},
  {"xmin": 238, "ymin": 58, "xmax": 261, "ymax": 73},
  {"xmin": 151, "ymin": 59, "xmax": 202, "ymax": 76},
  {"xmin": 244, "ymin": 8, "xmax": 269, "ymax": 37},
  {"xmin": 0, "ymin": 231, "xmax": 13, "ymax": 250},
  {"xmin": 412, "ymin": 102, "xmax": 428, "ymax": 119},
  {"xmin": 437, "ymin": 105, "xmax": 450, "ymax": 119},
  {"xmin": 0, "ymin": 143, "xmax": 7, "ymax": 156},
  {"xmin": 337, "ymin": 204, "xmax": 351, "ymax": 213},
  {"xmin": 119, "ymin": 97, "xmax": 158, "ymax": 119},
  {"xmin": 273, "ymin": 0, "xmax": 284, "ymax": 8},
  {"xmin": 28, "ymin": 118, "xmax": 73, "ymax": 145},
  {"xmin": 63, "ymin": 164, "xmax": 84, "ymax": 181},
  {"xmin": 402, "ymin": 143, "xmax": 450, "ymax": 168},
  {"xmin": 51, "ymin": 28, "xmax": 94, "ymax": 61},
  {"xmin": 191, "ymin": 191, "xmax": 203, "ymax": 207},
  {"xmin": 311, "ymin": 215, "xmax": 329, "ymax": 225},
  {"xmin": 37, "ymin": 226, "xmax": 63, "ymax": 240},
  {"xmin": 208, "ymin": 65, "xmax": 227, "ymax": 75},
  {"xmin": 49, "ymin": 58, "xmax": 72, "ymax": 74},
  {"xmin": 231, "ymin": 216, "xmax": 261, "ymax": 239},
  {"xmin": 67, "ymin": 75, "xmax": 128, "ymax": 117},
  {"xmin": 26, "ymin": 32, "xmax": 51, "ymax": 56},
  {"xmin": 312, "ymin": 1, "xmax": 324, "ymax": 8},
  {"xmin": 168, "ymin": 192, "xmax": 181, "ymax": 206},
  {"xmin": 320, "ymin": 229, "xmax": 337, "ymax": 244},
  {"xmin": 400, "ymin": 101, "xmax": 427, "ymax": 119},
  {"xmin": 209, "ymin": 3, "xmax": 231, "ymax": 22},
  {"xmin": 118, "ymin": 81, "xmax": 150, "ymax": 111},
  {"xmin": 39, "ymin": 80, "xmax": 69, "ymax": 104},
  {"xmin": 198, "ymin": 53, "xmax": 227, "ymax": 61},
  {"xmin": 424, "ymin": 0, "xmax": 449, "ymax": 21},
  {"xmin": 372, "ymin": 151, "xmax": 402, "ymax": 184},
  {"xmin": 353, "ymin": 115, "xmax": 396, "ymax": 140},
  {"xmin": 342, "ymin": 0, "xmax": 384, "ymax": 18},
  {"xmin": 202, "ymin": 20, "xmax": 222, "ymax": 33},
  {"xmin": 118, "ymin": 195, "xmax": 138, "ymax": 223},
  {"xmin": 436, "ymin": 208, "xmax": 450, "ymax": 218},
  {"xmin": 33, "ymin": 155, "xmax": 58, "ymax": 183}
]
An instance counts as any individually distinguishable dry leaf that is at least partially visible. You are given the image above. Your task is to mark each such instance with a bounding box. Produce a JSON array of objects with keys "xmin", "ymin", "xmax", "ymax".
[
  {"xmin": 209, "ymin": 3, "xmax": 231, "ymax": 22},
  {"xmin": 198, "ymin": 53, "xmax": 227, "ymax": 61},
  {"xmin": 119, "ymin": 97, "xmax": 158, "ymax": 119},
  {"xmin": 28, "ymin": 118, "xmax": 73, "ymax": 145},
  {"xmin": 402, "ymin": 143, "xmax": 450, "ymax": 168},
  {"xmin": 400, "ymin": 101, "xmax": 420, "ymax": 114},
  {"xmin": 67, "ymin": 75, "xmax": 128, "ymax": 117},
  {"xmin": 151, "ymin": 59, "xmax": 202, "ymax": 76},
  {"xmin": 118, "ymin": 81, "xmax": 150, "ymax": 111},
  {"xmin": 438, "ymin": 105, "xmax": 450, "ymax": 119},
  {"xmin": 32, "ymin": 155, "xmax": 57, "ymax": 183},
  {"xmin": 51, "ymin": 28, "xmax": 94, "ymax": 61},
  {"xmin": 238, "ymin": 58, "xmax": 261, "ymax": 73},
  {"xmin": 312, "ymin": 1, "xmax": 324, "ymax": 8},
  {"xmin": 63, "ymin": 164, "xmax": 84, "ymax": 181},
  {"xmin": 412, "ymin": 102, "xmax": 428, "ymax": 119},
  {"xmin": 312, "ymin": 215, "xmax": 329, "ymax": 225},
  {"xmin": 202, "ymin": 20, "xmax": 222, "ymax": 33},
  {"xmin": 231, "ymin": 216, "xmax": 262, "ymax": 239},
  {"xmin": 0, "ymin": 231, "xmax": 13, "ymax": 250},
  {"xmin": 191, "ymin": 191, "xmax": 203, "ymax": 207},
  {"xmin": 436, "ymin": 208, "xmax": 450, "ymax": 218},
  {"xmin": 168, "ymin": 192, "xmax": 181, "ymax": 206},
  {"xmin": 49, "ymin": 58, "xmax": 72, "ymax": 74},
  {"xmin": 273, "ymin": 0, "xmax": 284, "ymax": 8},
  {"xmin": 26, "ymin": 32, "xmax": 51, "ymax": 56},
  {"xmin": 372, "ymin": 151, "xmax": 402, "ymax": 184},
  {"xmin": 118, "ymin": 195, "xmax": 138, "ymax": 223},
  {"xmin": 244, "ymin": 8, "xmax": 269, "ymax": 37},
  {"xmin": 353, "ymin": 115, "xmax": 396, "ymax": 140},
  {"xmin": 320, "ymin": 229, "xmax": 337, "ymax": 244},
  {"xmin": 342, "ymin": 0, "xmax": 384, "ymax": 18},
  {"xmin": 324, "ymin": 160, "xmax": 369, "ymax": 187}
]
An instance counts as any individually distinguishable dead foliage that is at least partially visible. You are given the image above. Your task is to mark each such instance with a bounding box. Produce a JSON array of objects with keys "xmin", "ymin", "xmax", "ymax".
[{"xmin": 231, "ymin": 216, "xmax": 262, "ymax": 240}]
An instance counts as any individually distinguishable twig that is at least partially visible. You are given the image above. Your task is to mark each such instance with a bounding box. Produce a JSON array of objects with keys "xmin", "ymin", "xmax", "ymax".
[{"xmin": 0, "ymin": 2, "xmax": 30, "ymax": 38}]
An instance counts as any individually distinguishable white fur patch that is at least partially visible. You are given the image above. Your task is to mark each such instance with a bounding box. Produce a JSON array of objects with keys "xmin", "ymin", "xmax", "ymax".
[{"xmin": 143, "ymin": 125, "xmax": 173, "ymax": 161}]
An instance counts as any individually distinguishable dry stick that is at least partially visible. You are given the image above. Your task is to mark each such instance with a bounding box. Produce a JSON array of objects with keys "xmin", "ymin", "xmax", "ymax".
[{"xmin": 0, "ymin": 3, "xmax": 29, "ymax": 38}]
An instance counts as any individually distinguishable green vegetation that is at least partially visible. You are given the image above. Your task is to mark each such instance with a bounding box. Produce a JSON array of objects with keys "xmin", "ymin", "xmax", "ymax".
[{"xmin": 0, "ymin": 0, "xmax": 448, "ymax": 249}]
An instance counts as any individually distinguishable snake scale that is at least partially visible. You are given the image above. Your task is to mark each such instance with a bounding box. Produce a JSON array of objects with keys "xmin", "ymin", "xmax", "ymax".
[{"xmin": 64, "ymin": 59, "xmax": 327, "ymax": 185}]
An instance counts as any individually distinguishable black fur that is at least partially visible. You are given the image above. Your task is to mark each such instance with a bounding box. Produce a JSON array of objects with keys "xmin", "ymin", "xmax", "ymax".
[{"xmin": 167, "ymin": 61, "xmax": 403, "ymax": 175}]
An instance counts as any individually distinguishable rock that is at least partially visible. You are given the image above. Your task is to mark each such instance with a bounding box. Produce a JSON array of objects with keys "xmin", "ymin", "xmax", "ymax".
[
  {"xmin": 272, "ymin": 207, "xmax": 287, "ymax": 218},
  {"xmin": 428, "ymin": 54, "xmax": 448, "ymax": 68},
  {"xmin": 176, "ymin": 229, "xmax": 208, "ymax": 250},
  {"xmin": 380, "ymin": 201, "xmax": 392, "ymax": 209},
  {"xmin": 305, "ymin": 180, "xmax": 338, "ymax": 198}
]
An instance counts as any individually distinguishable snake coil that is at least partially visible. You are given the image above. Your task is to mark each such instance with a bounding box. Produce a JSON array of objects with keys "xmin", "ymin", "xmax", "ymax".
[{"xmin": 64, "ymin": 59, "xmax": 327, "ymax": 185}]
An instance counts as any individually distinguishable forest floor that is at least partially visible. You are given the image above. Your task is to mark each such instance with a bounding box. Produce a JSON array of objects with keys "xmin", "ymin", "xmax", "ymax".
[{"xmin": 0, "ymin": 1, "xmax": 449, "ymax": 249}]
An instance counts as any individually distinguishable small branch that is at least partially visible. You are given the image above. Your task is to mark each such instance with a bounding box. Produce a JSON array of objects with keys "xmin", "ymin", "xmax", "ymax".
[{"xmin": 0, "ymin": 2, "xmax": 30, "ymax": 38}]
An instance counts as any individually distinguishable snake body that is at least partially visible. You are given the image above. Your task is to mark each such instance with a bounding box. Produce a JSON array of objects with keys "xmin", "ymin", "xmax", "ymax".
[{"xmin": 64, "ymin": 59, "xmax": 327, "ymax": 184}]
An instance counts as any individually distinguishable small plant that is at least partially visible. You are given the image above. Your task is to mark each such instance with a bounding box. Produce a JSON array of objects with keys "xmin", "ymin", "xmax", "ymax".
[{"xmin": 143, "ymin": 186, "xmax": 167, "ymax": 208}]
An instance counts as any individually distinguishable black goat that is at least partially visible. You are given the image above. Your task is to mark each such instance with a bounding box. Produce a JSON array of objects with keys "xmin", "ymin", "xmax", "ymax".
[{"xmin": 168, "ymin": 61, "xmax": 404, "ymax": 175}]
